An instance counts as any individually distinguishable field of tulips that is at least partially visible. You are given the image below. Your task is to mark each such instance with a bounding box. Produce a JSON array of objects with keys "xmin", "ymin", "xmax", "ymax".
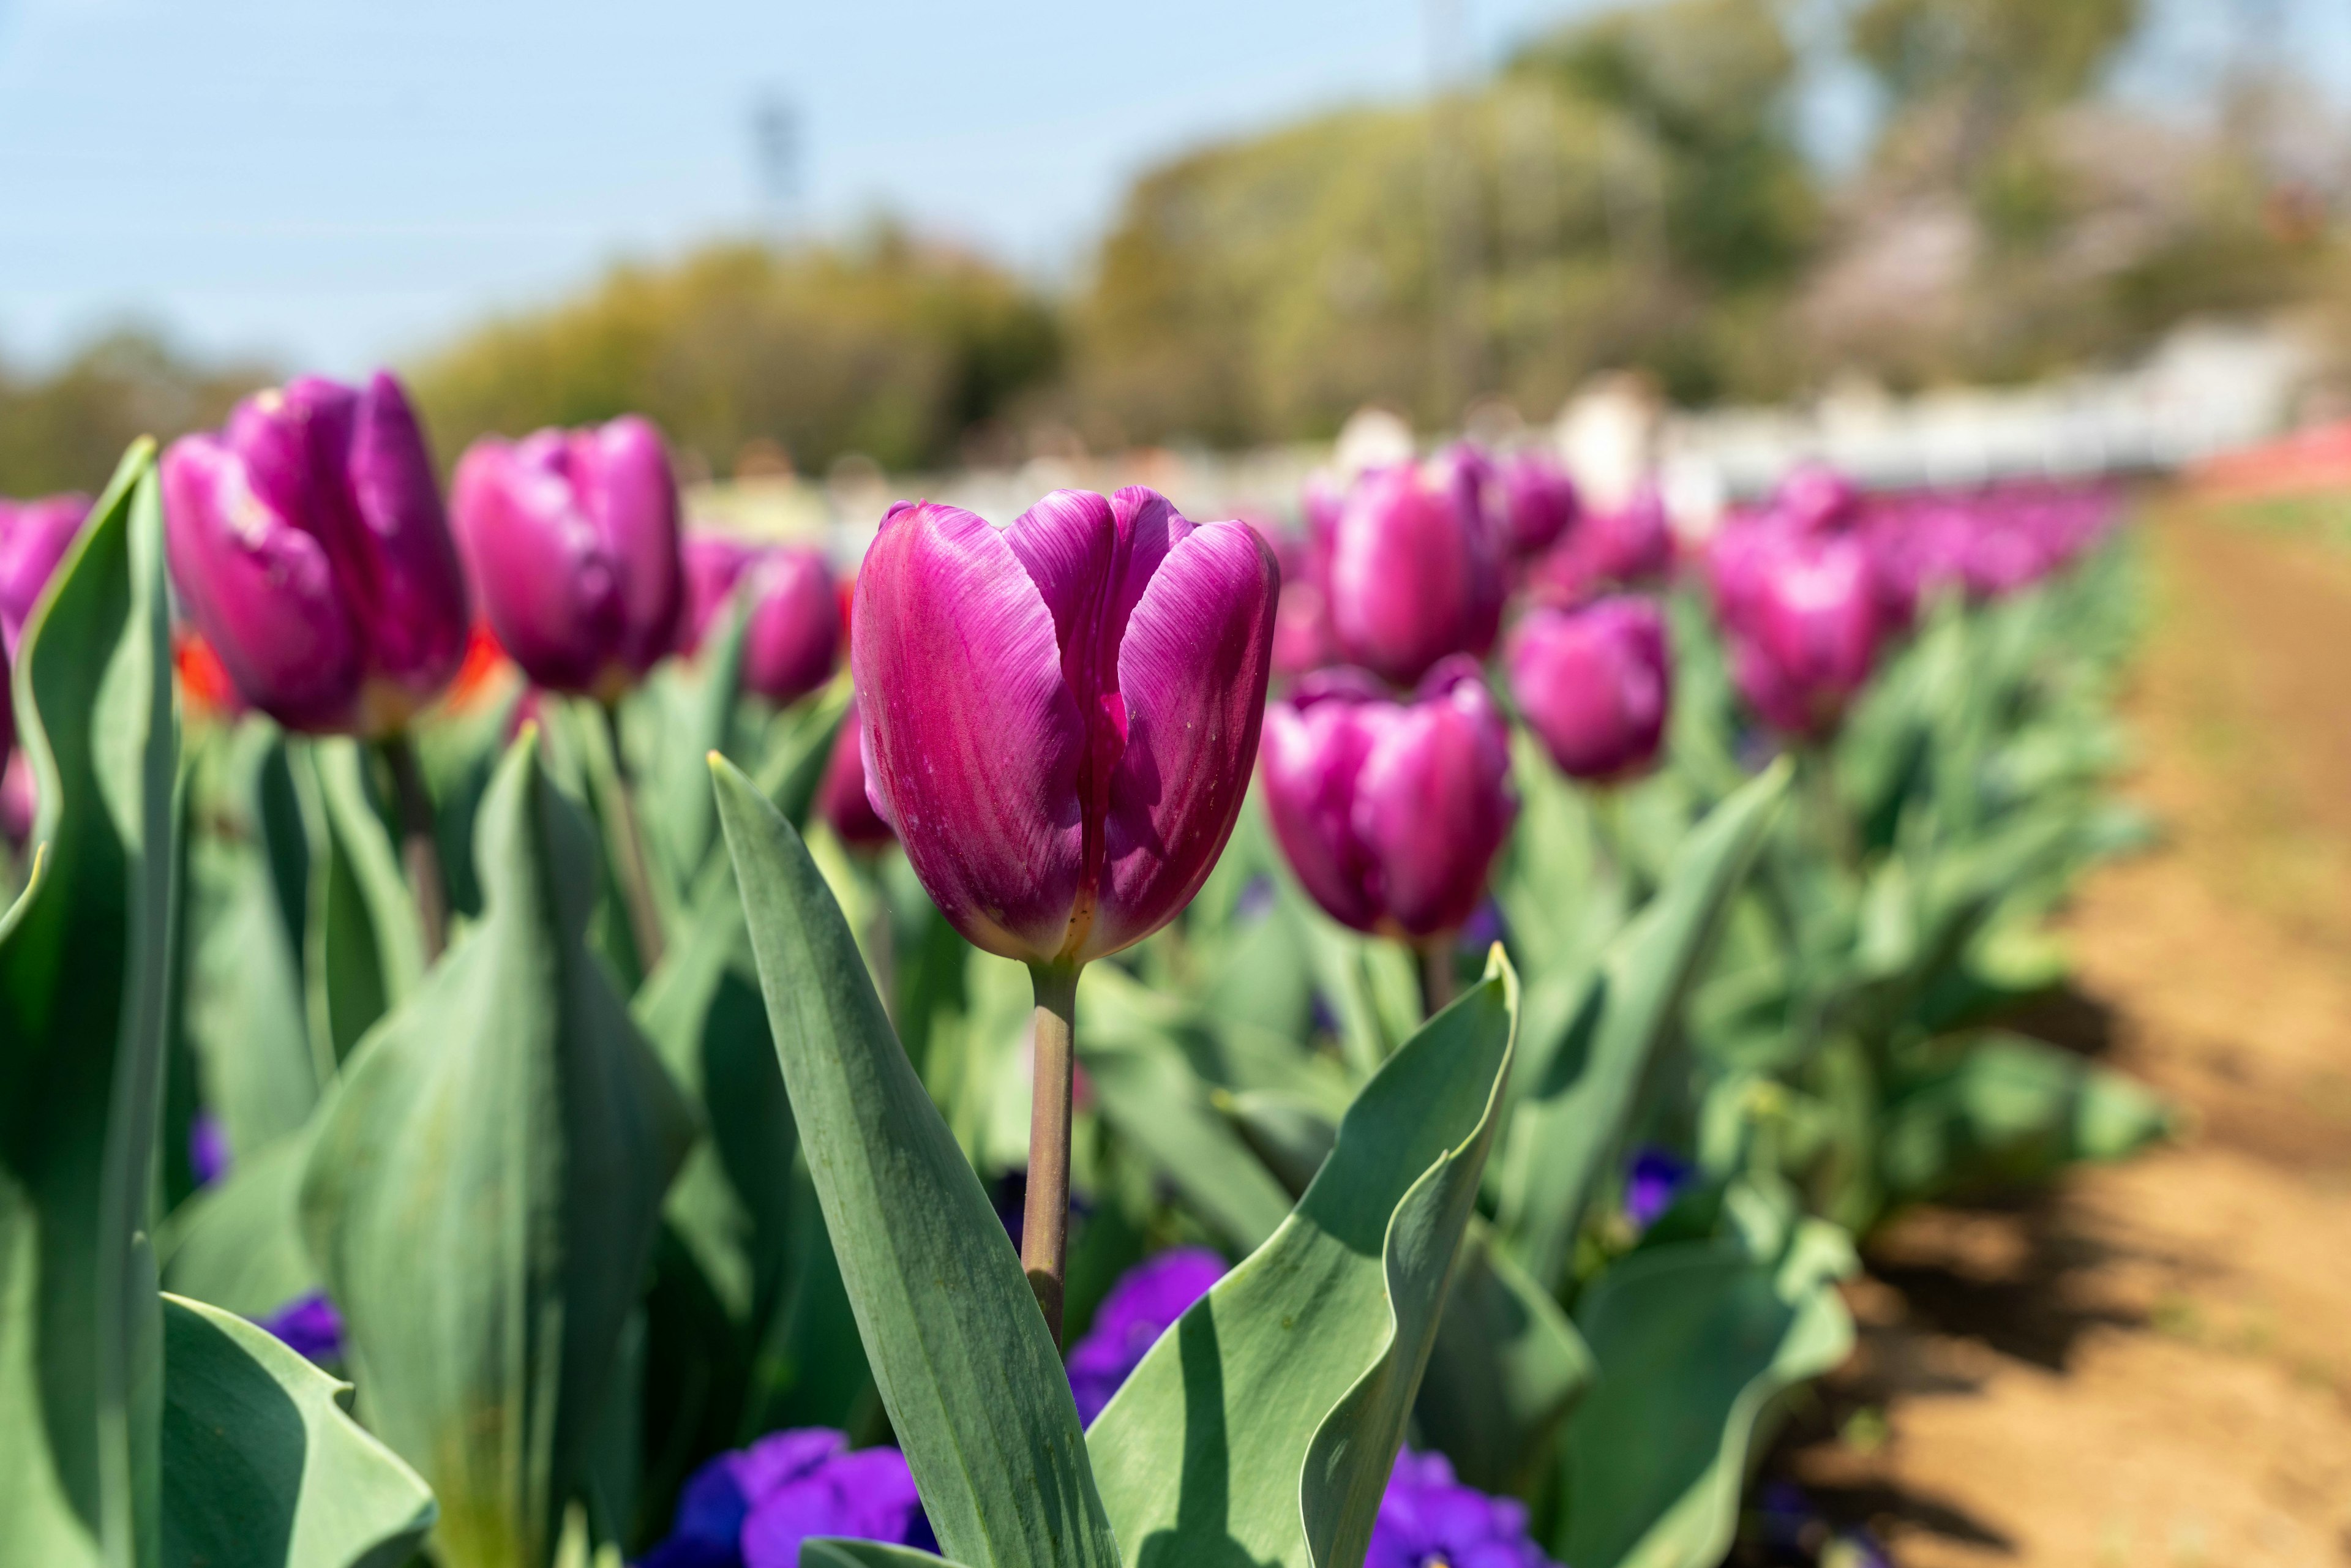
[{"xmin": 0, "ymin": 373, "xmax": 2174, "ymax": 1568}]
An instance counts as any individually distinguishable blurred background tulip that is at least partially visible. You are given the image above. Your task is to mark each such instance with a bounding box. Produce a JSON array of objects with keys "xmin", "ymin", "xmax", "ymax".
[
  {"xmin": 1524, "ymin": 481, "xmax": 1672, "ymax": 607},
  {"xmin": 740, "ymin": 546, "xmax": 842, "ymax": 707},
  {"xmin": 681, "ymin": 531, "xmax": 759, "ymax": 653},
  {"xmin": 452, "ymin": 414, "xmax": 684, "ymax": 701},
  {"xmin": 162, "ymin": 372, "xmax": 470, "ymax": 736},
  {"xmin": 1494, "ymin": 449, "xmax": 1578, "ymax": 558},
  {"xmin": 1771, "ymin": 460, "xmax": 1863, "ymax": 536},
  {"xmin": 817, "ymin": 697, "xmax": 893, "ymax": 851},
  {"xmin": 1719, "ymin": 531, "xmax": 1881, "ymax": 739},
  {"xmin": 1323, "ymin": 448, "xmax": 1505, "ymax": 688},
  {"xmin": 1506, "ymin": 596, "xmax": 1671, "ymax": 782},
  {"xmin": 1259, "ymin": 657, "xmax": 1515, "ymax": 986},
  {"xmin": 0, "ymin": 493, "xmax": 91, "ymax": 656}
]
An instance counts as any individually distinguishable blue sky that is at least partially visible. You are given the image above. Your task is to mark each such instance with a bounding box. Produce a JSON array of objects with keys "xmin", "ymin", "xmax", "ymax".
[{"xmin": 0, "ymin": 0, "xmax": 2341, "ymax": 374}]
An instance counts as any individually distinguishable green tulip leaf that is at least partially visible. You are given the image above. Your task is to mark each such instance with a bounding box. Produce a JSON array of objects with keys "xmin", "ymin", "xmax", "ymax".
[
  {"xmin": 294, "ymin": 738, "xmax": 424, "ymax": 1068},
  {"xmin": 0, "ymin": 443, "xmax": 178, "ymax": 1568},
  {"xmin": 1555, "ymin": 1222, "xmax": 1854, "ymax": 1568},
  {"xmin": 713, "ymin": 757, "xmax": 1122, "ymax": 1568},
  {"xmin": 1411, "ymin": 1218, "xmax": 1593, "ymax": 1498},
  {"xmin": 1498, "ymin": 761, "xmax": 1788, "ymax": 1292},
  {"xmin": 1084, "ymin": 948, "xmax": 1519, "ymax": 1568},
  {"xmin": 801, "ymin": 1542, "xmax": 968, "ymax": 1568},
  {"xmin": 158, "ymin": 1130, "xmax": 320, "ymax": 1320},
  {"xmin": 158, "ymin": 1292, "xmax": 435, "ymax": 1568},
  {"xmin": 299, "ymin": 730, "xmax": 696, "ymax": 1568},
  {"xmin": 636, "ymin": 591, "xmax": 749, "ymax": 894}
]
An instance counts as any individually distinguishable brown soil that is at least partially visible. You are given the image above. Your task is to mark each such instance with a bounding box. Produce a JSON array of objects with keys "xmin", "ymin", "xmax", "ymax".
[{"xmin": 1772, "ymin": 497, "xmax": 2351, "ymax": 1568}]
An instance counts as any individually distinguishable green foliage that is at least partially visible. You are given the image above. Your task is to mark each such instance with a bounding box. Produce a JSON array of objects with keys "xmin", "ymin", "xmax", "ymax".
[
  {"xmin": 0, "ymin": 332, "xmax": 266, "ymax": 499},
  {"xmin": 0, "ymin": 443, "xmax": 177, "ymax": 1568},
  {"xmin": 410, "ymin": 228, "xmax": 1062, "ymax": 476}
]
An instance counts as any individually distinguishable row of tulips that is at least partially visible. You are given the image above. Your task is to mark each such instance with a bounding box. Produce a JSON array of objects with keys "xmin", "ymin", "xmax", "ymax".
[{"xmin": 0, "ymin": 375, "xmax": 2159, "ymax": 1568}]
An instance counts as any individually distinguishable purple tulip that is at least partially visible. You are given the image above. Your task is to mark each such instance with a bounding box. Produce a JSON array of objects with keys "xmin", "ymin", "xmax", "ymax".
[
  {"xmin": 1526, "ymin": 481, "xmax": 1673, "ymax": 607},
  {"xmin": 1774, "ymin": 461, "xmax": 1862, "ymax": 536},
  {"xmin": 817, "ymin": 697, "xmax": 894, "ymax": 850},
  {"xmin": 1720, "ymin": 532, "xmax": 1881, "ymax": 738},
  {"xmin": 1259, "ymin": 657, "xmax": 1516, "ymax": 942},
  {"xmin": 681, "ymin": 533, "xmax": 760, "ymax": 653},
  {"xmin": 740, "ymin": 546, "xmax": 842, "ymax": 707},
  {"xmin": 640, "ymin": 1429, "xmax": 934, "ymax": 1568},
  {"xmin": 1067, "ymin": 1247, "xmax": 1227, "ymax": 1425},
  {"xmin": 255, "ymin": 1292, "xmax": 343, "ymax": 1363},
  {"xmin": 1323, "ymin": 449, "xmax": 1505, "ymax": 688},
  {"xmin": 1367, "ymin": 1449, "xmax": 1559, "ymax": 1568},
  {"xmin": 162, "ymin": 373, "xmax": 471, "ymax": 735},
  {"xmin": 1506, "ymin": 596, "xmax": 1671, "ymax": 782},
  {"xmin": 0, "ymin": 493, "xmax": 91, "ymax": 656},
  {"xmin": 452, "ymin": 415, "xmax": 684, "ymax": 700},
  {"xmin": 1496, "ymin": 450, "xmax": 1578, "ymax": 557},
  {"xmin": 851, "ymin": 487, "xmax": 1278, "ymax": 967}
]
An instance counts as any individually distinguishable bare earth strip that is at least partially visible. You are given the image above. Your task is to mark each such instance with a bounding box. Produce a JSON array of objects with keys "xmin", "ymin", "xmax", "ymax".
[{"xmin": 1769, "ymin": 498, "xmax": 2351, "ymax": 1568}]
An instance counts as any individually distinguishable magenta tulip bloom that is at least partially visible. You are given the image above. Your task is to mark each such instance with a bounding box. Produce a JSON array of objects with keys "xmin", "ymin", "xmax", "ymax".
[
  {"xmin": 681, "ymin": 533, "xmax": 759, "ymax": 652},
  {"xmin": 741, "ymin": 547, "xmax": 842, "ymax": 707},
  {"xmin": 1507, "ymin": 596, "xmax": 1672, "ymax": 781},
  {"xmin": 818, "ymin": 697, "xmax": 894, "ymax": 850},
  {"xmin": 1723, "ymin": 533, "xmax": 1881, "ymax": 738},
  {"xmin": 852, "ymin": 486, "xmax": 1278, "ymax": 967},
  {"xmin": 1496, "ymin": 450, "xmax": 1578, "ymax": 557},
  {"xmin": 1774, "ymin": 461, "xmax": 1862, "ymax": 536},
  {"xmin": 1259, "ymin": 658, "xmax": 1515, "ymax": 942},
  {"xmin": 1323, "ymin": 451, "xmax": 1505, "ymax": 688},
  {"xmin": 452, "ymin": 415, "xmax": 684, "ymax": 700},
  {"xmin": 0, "ymin": 493, "xmax": 91, "ymax": 655},
  {"xmin": 163, "ymin": 373, "xmax": 471, "ymax": 735},
  {"xmin": 1526, "ymin": 482, "xmax": 1672, "ymax": 607}
]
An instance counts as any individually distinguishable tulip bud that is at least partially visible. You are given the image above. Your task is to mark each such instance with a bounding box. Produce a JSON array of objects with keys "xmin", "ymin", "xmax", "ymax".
[
  {"xmin": 852, "ymin": 487, "xmax": 1278, "ymax": 966},
  {"xmin": 1773, "ymin": 461, "xmax": 1861, "ymax": 536},
  {"xmin": 452, "ymin": 415, "xmax": 684, "ymax": 701},
  {"xmin": 817, "ymin": 697, "xmax": 894, "ymax": 850},
  {"xmin": 0, "ymin": 493, "xmax": 91, "ymax": 655},
  {"xmin": 163, "ymin": 373, "xmax": 471, "ymax": 735},
  {"xmin": 741, "ymin": 547, "xmax": 842, "ymax": 707},
  {"xmin": 1506, "ymin": 596, "xmax": 1671, "ymax": 782},
  {"xmin": 680, "ymin": 533, "xmax": 757, "ymax": 653},
  {"xmin": 1323, "ymin": 450, "xmax": 1505, "ymax": 688},
  {"xmin": 1722, "ymin": 533, "xmax": 1881, "ymax": 738},
  {"xmin": 1496, "ymin": 450, "xmax": 1578, "ymax": 557},
  {"xmin": 1526, "ymin": 481, "xmax": 1671, "ymax": 607},
  {"xmin": 1259, "ymin": 656, "xmax": 1515, "ymax": 942}
]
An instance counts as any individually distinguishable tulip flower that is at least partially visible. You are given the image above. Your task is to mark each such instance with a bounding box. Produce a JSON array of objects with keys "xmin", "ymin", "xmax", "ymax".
[
  {"xmin": 852, "ymin": 485, "xmax": 1278, "ymax": 1336},
  {"xmin": 1496, "ymin": 449, "xmax": 1578, "ymax": 557},
  {"xmin": 163, "ymin": 372, "xmax": 471, "ymax": 737},
  {"xmin": 1526, "ymin": 481, "xmax": 1671, "ymax": 606},
  {"xmin": 451, "ymin": 415, "xmax": 685, "ymax": 701},
  {"xmin": 0, "ymin": 493, "xmax": 91, "ymax": 656},
  {"xmin": 1259, "ymin": 657, "xmax": 1515, "ymax": 998},
  {"xmin": 1773, "ymin": 460, "xmax": 1862, "ymax": 536},
  {"xmin": 1322, "ymin": 448, "xmax": 1505, "ymax": 687},
  {"xmin": 1506, "ymin": 596, "xmax": 1671, "ymax": 782},
  {"xmin": 817, "ymin": 697, "xmax": 893, "ymax": 850},
  {"xmin": 681, "ymin": 533, "xmax": 759, "ymax": 652},
  {"xmin": 681, "ymin": 534, "xmax": 844, "ymax": 705},
  {"xmin": 1721, "ymin": 532, "xmax": 1881, "ymax": 738}
]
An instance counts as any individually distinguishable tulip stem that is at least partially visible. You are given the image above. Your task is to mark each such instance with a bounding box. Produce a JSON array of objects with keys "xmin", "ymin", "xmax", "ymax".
[
  {"xmin": 1420, "ymin": 939, "xmax": 1458, "ymax": 1016},
  {"xmin": 379, "ymin": 733, "xmax": 448, "ymax": 961},
  {"xmin": 599, "ymin": 702, "xmax": 668, "ymax": 975},
  {"xmin": 1021, "ymin": 962, "xmax": 1081, "ymax": 1345}
]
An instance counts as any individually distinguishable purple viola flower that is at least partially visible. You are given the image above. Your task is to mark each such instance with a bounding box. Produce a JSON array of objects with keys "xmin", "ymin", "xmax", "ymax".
[
  {"xmin": 1066, "ymin": 1246, "xmax": 1228, "ymax": 1425},
  {"xmin": 187, "ymin": 1113, "xmax": 231, "ymax": 1188},
  {"xmin": 816, "ymin": 696, "xmax": 893, "ymax": 850},
  {"xmin": 255, "ymin": 1292, "xmax": 343, "ymax": 1363},
  {"xmin": 1505, "ymin": 596, "xmax": 1672, "ymax": 782},
  {"xmin": 641, "ymin": 1429, "xmax": 934, "ymax": 1568},
  {"xmin": 452, "ymin": 415, "xmax": 686, "ymax": 701},
  {"xmin": 1323, "ymin": 449, "xmax": 1507, "ymax": 688},
  {"xmin": 1495, "ymin": 450, "xmax": 1578, "ymax": 558},
  {"xmin": 162, "ymin": 373, "xmax": 472, "ymax": 735},
  {"xmin": 1624, "ymin": 1145, "xmax": 1693, "ymax": 1231},
  {"xmin": 851, "ymin": 487, "xmax": 1278, "ymax": 967},
  {"xmin": 0, "ymin": 493, "xmax": 91, "ymax": 656},
  {"xmin": 1259, "ymin": 658, "xmax": 1517, "ymax": 943},
  {"xmin": 1367, "ymin": 1449, "xmax": 1560, "ymax": 1568},
  {"xmin": 1717, "ymin": 531, "xmax": 1881, "ymax": 740}
]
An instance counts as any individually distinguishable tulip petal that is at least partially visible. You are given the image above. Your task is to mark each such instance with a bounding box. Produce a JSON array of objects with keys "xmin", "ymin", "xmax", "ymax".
[
  {"xmin": 343, "ymin": 371, "xmax": 471, "ymax": 698},
  {"xmin": 1258, "ymin": 699, "xmax": 1384, "ymax": 935},
  {"xmin": 1352, "ymin": 666, "xmax": 1515, "ymax": 940},
  {"xmin": 741, "ymin": 547, "xmax": 841, "ymax": 706},
  {"xmin": 580, "ymin": 415, "xmax": 684, "ymax": 674},
  {"xmin": 162, "ymin": 437, "xmax": 366, "ymax": 732},
  {"xmin": 853, "ymin": 501, "xmax": 1084, "ymax": 961},
  {"xmin": 1087, "ymin": 517, "xmax": 1278, "ymax": 958},
  {"xmin": 453, "ymin": 435, "xmax": 628, "ymax": 694}
]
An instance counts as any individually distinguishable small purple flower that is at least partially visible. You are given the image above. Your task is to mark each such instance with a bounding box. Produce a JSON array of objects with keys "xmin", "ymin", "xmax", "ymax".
[
  {"xmin": 187, "ymin": 1114, "xmax": 230, "ymax": 1188},
  {"xmin": 641, "ymin": 1430, "xmax": 934, "ymax": 1568},
  {"xmin": 1067, "ymin": 1247, "xmax": 1228, "ymax": 1425},
  {"xmin": 1367, "ymin": 1449, "xmax": 1560, "ymax": 1568},
  {"xmin": 255, "ymin": 1292, "xmax": 343, "ymax": 1363},
  {"xmin": 1624, "ymin": 1145, "xmax": 1693, "ymax": 1231}
]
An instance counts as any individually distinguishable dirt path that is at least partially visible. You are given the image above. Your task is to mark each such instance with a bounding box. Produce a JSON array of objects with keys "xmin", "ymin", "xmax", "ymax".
[{"xmin": 1772, "ymin": 498, "xmax": 2351, "ymax": 1568}]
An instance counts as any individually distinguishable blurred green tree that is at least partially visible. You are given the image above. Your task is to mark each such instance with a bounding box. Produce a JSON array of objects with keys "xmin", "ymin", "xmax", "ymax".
[{"xmin": 0, "ymin": 330, "xmax": 271, "ymax": 498}]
